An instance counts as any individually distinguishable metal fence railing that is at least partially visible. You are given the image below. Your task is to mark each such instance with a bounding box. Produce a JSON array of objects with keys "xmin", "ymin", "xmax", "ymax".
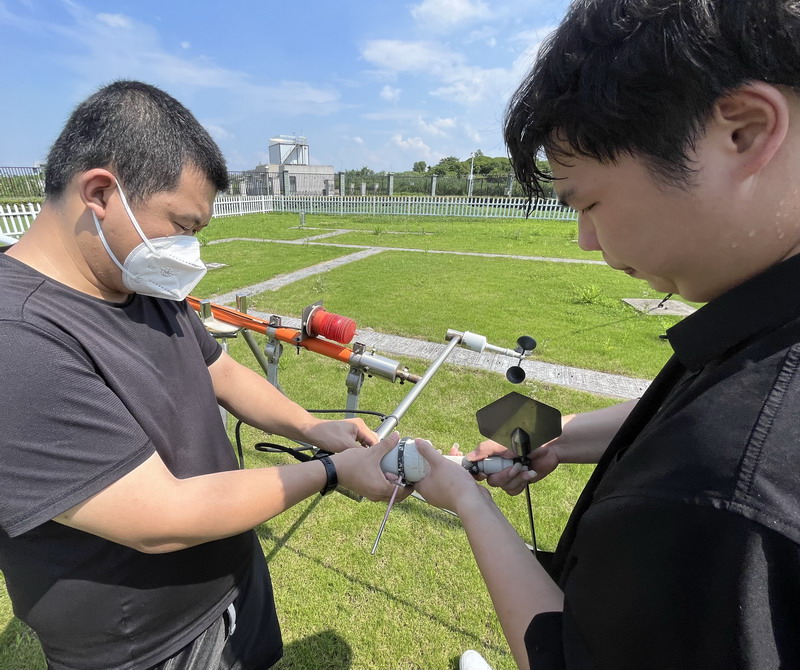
[{"xmin": 0, "ymin": 167, "xmax": 46, "ymax": 199}]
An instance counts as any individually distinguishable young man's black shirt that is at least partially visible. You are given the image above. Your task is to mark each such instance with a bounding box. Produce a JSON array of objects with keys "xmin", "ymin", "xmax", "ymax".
[{"xmin": 527, "ymin": 253, "xmax": 800, "ymax": 670}]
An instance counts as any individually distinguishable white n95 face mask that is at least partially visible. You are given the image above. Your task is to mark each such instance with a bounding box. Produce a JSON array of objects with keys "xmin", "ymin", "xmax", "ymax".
[{"xmin": 93, "ymin": 180, "xmax": 207, "ymax": 301}]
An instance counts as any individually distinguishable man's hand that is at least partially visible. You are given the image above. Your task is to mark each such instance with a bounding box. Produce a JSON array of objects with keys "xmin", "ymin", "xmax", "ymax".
[
  {"xmin": 304, "ymin": 417, "xmax": 379, "ymax": 453},
  {"xmin": 331, "ymin": 432, "xmax": 413, "ymax": 502},
  {"xmin": 463, "ymin": 438, "xmax": 560, "ymax": 496}
]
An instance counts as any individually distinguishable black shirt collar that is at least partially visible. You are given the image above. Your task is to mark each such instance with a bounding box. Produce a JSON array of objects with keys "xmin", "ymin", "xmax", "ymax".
[{"xmin": 667, "ymin": 253, "xmax": 800, "ymax": 371}]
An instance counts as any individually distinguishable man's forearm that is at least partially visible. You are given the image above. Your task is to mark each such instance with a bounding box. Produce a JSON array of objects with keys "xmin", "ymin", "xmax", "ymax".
[
  {"xmin": 553, "ymin": 399, "xmax": 637, "ymax": 464},
  {"xmin": 154, "ymin": 459, "xmax": 329, "ymax": 551},
  {"xmin": 56, "ymin": 453, "xmax": 329, "ymax": 554},
  {"xmin": 458, "ymin": 490, "xmax": 564, "ymax": 670},
  {"xmin": 211, "ymin": 352, "xmax": 320, "ymax": 442}
]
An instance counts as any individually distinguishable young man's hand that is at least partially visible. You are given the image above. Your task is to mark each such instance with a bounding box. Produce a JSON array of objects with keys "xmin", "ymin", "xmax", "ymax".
[
  {"xmin": 413, "ymin": 439, "xmax": 489, "ymax": 515},
  {"xmin": 461, "ymin": 439, "xmax": 557, "ymax": 496}
]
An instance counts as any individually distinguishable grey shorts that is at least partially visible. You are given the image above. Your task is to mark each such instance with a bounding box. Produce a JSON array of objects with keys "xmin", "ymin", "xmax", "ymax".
[{"xmin": 149, "ymin": 604, "xmax": 236, "ymax": 670}]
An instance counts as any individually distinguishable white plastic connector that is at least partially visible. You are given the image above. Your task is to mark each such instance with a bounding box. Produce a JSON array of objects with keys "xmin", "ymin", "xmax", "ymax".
[
  {"xmin": 461, "ymin": 331, "xmax": 488, "ymax": 353},
  {"xmin": 381, "ymin": 439, "xmax": 531, "ymax": 483}
]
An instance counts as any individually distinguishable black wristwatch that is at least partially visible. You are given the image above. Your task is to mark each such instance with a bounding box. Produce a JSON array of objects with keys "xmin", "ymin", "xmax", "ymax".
[{"xmin": 317, "ymin": 455, "xmax": 338, "ymax": 496}]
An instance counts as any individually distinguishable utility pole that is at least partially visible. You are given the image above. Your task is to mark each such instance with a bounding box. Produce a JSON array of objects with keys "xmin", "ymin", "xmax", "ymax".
[{"xmin": 468, "ymin": 151, "xmax": 475, "ymax": 197}]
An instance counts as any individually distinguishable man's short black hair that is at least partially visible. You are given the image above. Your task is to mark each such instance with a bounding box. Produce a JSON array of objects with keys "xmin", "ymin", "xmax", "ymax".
[
  {"xmin": 504, "ymin": 0, "xmax": 800, "ymax": 199},
  {"xmin": 45, "ymin": 80, "xmax": 229, "ymax": 205}
]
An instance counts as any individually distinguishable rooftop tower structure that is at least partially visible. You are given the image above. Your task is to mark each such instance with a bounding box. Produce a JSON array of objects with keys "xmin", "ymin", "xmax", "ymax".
[{"xmin": 268, "ymin": 135, "xmax": 309, "ymax": 165}]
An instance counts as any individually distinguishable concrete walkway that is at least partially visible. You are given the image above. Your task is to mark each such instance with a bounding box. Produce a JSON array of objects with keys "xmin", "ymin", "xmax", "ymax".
[
  {"xmin": 251, "ymin": 312, "xmax": 649, "ymax": 400},
  {"xmin": 209, "ymin": 235, "xmax": 607, "ymax": 265},
  {"xmin": 206, "ymin": 233, "xmax": 651, "ymax": 399},
  {"xmin": 210, "ymin": 248, "xmax": 385, "ymax": 305}
]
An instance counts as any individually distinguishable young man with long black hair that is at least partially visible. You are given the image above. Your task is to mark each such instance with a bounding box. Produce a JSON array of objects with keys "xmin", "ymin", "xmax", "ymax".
[{"xmin": 416, "ymin": 2, "xmax": 800, "ymax": 668}]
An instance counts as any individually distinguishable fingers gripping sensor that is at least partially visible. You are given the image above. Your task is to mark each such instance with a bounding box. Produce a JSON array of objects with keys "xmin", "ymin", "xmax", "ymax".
[
  {"xmin": 460, "ymin": 455, "xmax": 521, "ymax": 476},
  {"xmin": 379, "ymin": 438, "xmax": 527, "ymax": 483},
  {"xmin": 379, "ymin": 437, "xmax": 430, "ymax": 484}
]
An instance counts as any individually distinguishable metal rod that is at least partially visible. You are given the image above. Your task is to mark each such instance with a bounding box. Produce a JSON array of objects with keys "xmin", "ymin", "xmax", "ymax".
[
  {"xmin": 525, "ymin": 485, "xmax": 538, "ymax": 555},
  {"xmin": 374, "ymin": 334, "xmax": 462, "ymax": 441},
  {"xmin": 241, "ymin": 329, "xmax": 273, "ymax": 379},
  {"xmin": 371, "ymin": 483, "xmax": 401, "ymax": 554}
]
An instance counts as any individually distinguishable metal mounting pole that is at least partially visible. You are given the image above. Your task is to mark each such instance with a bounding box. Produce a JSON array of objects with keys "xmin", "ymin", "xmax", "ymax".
[
  {"xmin": 345, "ymin": 343, "xmax": 366, "ymax": 418},
  {"xmin": 375, "ymin": 334, "xmax": 462, "ymax": 440}
]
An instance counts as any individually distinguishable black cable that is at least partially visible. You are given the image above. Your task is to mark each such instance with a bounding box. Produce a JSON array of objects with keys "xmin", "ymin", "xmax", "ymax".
[
  {"xmin": 560, "ymin": 292, "xmax": 678, "ymax": 338},
  {"xmin": 305, "ymin": 409, "xmax": 388, "ymax": 419},
  {"xmin": 657, "ymin": 293, "xmax": 674, "ymax": 309},
  {"xmin": 234, "ymin": 420, "xmax": 245, "ymax": 470},
  {"xmin": 233, "ymin": 409, "xmax": 389, "ymax": 469},
  {"xmin": 253, "ymin": 442, "xmax": 314, "ymax": 462}
]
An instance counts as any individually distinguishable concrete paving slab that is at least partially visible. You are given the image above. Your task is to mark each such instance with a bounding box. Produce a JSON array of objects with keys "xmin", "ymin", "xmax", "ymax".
[
  {"xmin": 623, "ymin": 298, "xmax": 697, "ymax": 316},
  {"xmin": 237, "ymin": 310, "xmax": 649, "ymax": 400}
]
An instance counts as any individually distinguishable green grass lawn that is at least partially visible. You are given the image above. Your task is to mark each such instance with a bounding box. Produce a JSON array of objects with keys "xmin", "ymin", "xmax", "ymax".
[
  {"xmin": 323, "ymin": 219, "xmax": 598, "ymax": 259},
  {"xmin": 0, "ymin": 340, "xmax": 611, "ymax": 670},
  {"xmin": 206, "ymin": 211, "xmax": 600, "ymax": 260},
  {"xmin": 1, "ymin": 210, "xmax": 687, "ymax": 669},
  {"xmin": 192, "ymin": 240, "xmax": 352, "ymax": 299},
  {"xmin": 243, "ymin": 249, "xmax": 680, "ymax": 380},
  {"xmin": 202, "ymin": 212, "xmax": 319, "ymax": 242}
]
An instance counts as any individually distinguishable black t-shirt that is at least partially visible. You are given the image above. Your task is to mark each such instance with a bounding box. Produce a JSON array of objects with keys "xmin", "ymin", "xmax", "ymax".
[
  {"xmin": 527, "ymin": 253, "xmax": 800, "ymax": 670},
  {"xmin": 0, "ymin": 249, "xmax": 281, "ymax": 669}
]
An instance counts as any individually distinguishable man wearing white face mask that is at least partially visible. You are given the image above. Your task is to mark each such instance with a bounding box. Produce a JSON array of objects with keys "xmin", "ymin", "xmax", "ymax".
[
  {"xmin": 0, "ymin": 81, "xmax": 407, "ymax": 670},
  {"xmin": 92, "ymin": 177, "xmax": 208, "ymax": 301}
]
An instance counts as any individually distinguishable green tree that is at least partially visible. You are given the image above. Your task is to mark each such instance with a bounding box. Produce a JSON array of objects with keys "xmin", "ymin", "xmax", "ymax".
[
  {"xmin": 431, "ymin": 156, "xmax": 468, "ymax": 176},
  {"xmin": 345, "ymin": 166, "xmax": 375, "ymax": 181},
  {"xmin": 412, "ymin": 161, "xmax": 427, "ymax": 173}
]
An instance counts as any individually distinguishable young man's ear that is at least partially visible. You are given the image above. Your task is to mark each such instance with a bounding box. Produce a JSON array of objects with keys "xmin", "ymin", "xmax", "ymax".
[
  {"xmin": 78, "ymin": 169, "xmax": 118, "ymax": 220},
  {"xmin": 714, "ymin": 82, "xmax": 789, "ymax": 177}
]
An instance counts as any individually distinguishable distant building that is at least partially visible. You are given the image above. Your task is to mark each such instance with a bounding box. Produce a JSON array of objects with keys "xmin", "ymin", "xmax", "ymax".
[
  {"xmin": 268, "ymin": 135, "xmax": 309, "ymax": 165},
  {"xmin": 236, "ymin": 135, "xmax": 336, "ymax": 196}
]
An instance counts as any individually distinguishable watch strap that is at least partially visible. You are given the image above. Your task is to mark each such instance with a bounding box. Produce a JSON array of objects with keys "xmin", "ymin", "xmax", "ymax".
[{"xmin": 317, "ymin": 455, "xmax": 338, "ymax": 496}]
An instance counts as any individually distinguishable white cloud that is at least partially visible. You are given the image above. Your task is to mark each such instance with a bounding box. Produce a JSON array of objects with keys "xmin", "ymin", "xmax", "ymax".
[
  {"xmin": 96, "ymin": 13, "xmax": 131, "ymax": 29},
  {"xmin": 465, "ymin": 26, "xmax": 496, "ymax": 44},
  {"xmin": 203, "ymin": 123, "xmax": 233, "ymax": 141},
  {"xmin": 180, "ymin": 41, "xmax": 191, "ymax": 49},
  {"xmin": 380, "ymin": 85, "xmax": 401, "ymax": 102},
  {"xmin": 362, "ymin": 40, "xmax": 463, "ymax": 74},
  {"xmin": 343, "ymin": 135, "xmax": 365, "ymax": 145},
  {"xmin": 410, "ymin": 0, "xmax": 490, "ymax": 31},
  {"xmin": 362, "ymin": 39, "xmax": 518, "ymax": 108},
  {"xmin": 431, "ymin": 65, "xmax": 513, "ymax": 106},
  {"xmin": 390, "ymin": 134, "xmax": 437, "ymax": 162},
  {"xmin": 46, "ymin": 3, "xmax": 344, "ymax": 119},
  {"xmin": 462, "ymin": 122, "xmax": 482, "ymax": 144},
  {"xmin": 418, "ymin": 116, "xmax": 456, "ymax": 136},
  {"xmin": 509, "ymin": 26, "xmax": 557, "ymax": 77}
]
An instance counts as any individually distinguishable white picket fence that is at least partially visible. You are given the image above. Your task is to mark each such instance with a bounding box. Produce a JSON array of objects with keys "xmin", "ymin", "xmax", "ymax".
[
  {"xmin": 1, "ymin": 195, "xmax": 576, "ymax": 241},
  {"xmin": 0, "ymin": 203, "xmax": 41, "ymax": 243},
  {"xmin": 213, "ymin": 194, "xmax": 577, "ymax": 221}
]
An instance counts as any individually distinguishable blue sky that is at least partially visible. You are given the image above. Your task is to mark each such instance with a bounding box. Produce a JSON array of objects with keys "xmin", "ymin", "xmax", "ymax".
[{"xmin": 1, "ymin": 0, "xmax": 569, "ymax": 172}]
